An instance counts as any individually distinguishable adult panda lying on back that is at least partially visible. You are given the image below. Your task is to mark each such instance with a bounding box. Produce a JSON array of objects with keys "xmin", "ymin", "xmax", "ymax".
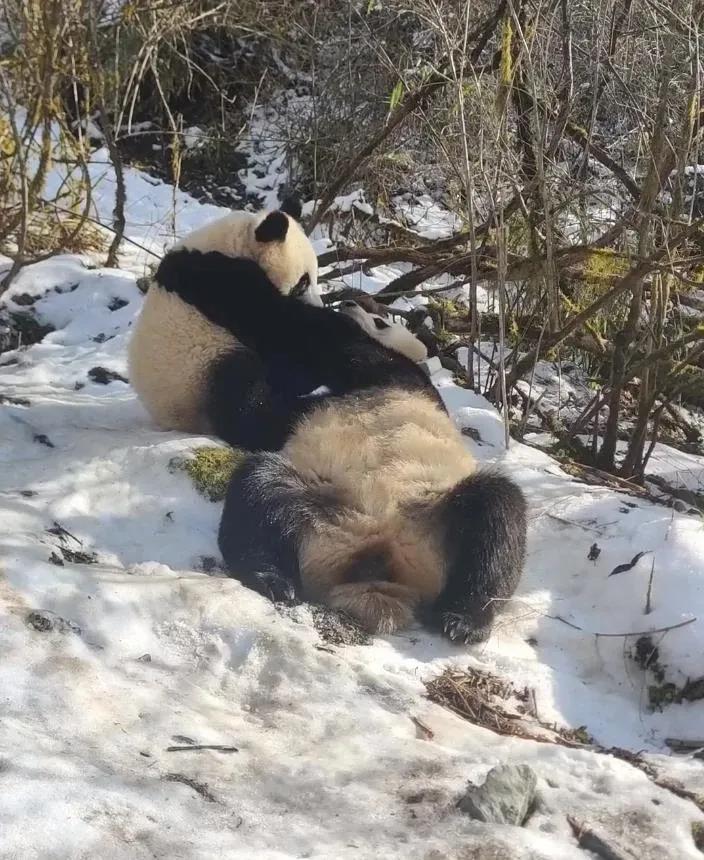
[
  {"xmin": 162, "ymin": 247, "xmax": 527, "ymax": 643},
  {"xmin": 128, "ymin": 198, "xmax": 323, "ymax": 451}
]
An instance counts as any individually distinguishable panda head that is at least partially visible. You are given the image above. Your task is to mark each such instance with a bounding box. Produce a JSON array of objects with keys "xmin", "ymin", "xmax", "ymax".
[
  {"xmin": 172, "ymin": 197, "xmax": 322, "ymax": 306},
  {"xmin": 338, "ymin": 300, "xmax": 428, "ymax": 362},
  {"xmin": 251, "ymin": 197, "xmax": 321, "ymax": 305}
]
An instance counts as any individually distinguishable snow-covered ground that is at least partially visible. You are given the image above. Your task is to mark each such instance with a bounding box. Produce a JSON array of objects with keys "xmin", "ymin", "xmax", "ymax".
[
  {"xmin": 391, "ymin": 193, "xmax": 462, "ymax": 239},
  {"xmin": 1, "ymin": 123, "xmax": 704, "ymax": 856},
  {"xmin": 1, "ymin": 247, "xmax": 704, "ymax": 858}
]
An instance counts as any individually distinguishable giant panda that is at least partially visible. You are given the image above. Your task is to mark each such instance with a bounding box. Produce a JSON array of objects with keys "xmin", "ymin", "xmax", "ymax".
[
  {"xmin": 128, "ymin": 198, "xmax": 323, "ymax": 450},
  {"xmin": 338, "ymin": 300, "xmax": 428, "ymax": 362},
  {"xmin": 158, "ymin": 247, "xmax": 527, "ymax": 644}
]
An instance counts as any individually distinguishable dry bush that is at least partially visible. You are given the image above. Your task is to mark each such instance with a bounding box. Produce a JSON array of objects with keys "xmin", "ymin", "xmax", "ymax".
[
  {"xmin": 304, "ymin": 0, "xmax": 704, "ymax": 477},
  {"xmin": 0, "ymin": 0, "xmax": 304, "ymax": 283},
  {"xmin": 0, "ymin": 1, "xmax": 97, "ymax": 282}
]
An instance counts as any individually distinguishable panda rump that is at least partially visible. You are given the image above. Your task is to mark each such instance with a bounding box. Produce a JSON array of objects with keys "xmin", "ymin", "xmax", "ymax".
[{"xmin": 219, "ymin": 389, "xmax": 526, "ymax": 639}]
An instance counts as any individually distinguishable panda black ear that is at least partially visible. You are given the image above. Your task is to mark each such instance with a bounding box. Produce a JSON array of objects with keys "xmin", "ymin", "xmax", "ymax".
[
  {"xmin": 373, "ymin": 317, "xmax": 391, "ymax": 330},
  {"xmin": 255, "ymin": 211, "xmax": 289, "ymax": 243},
  {"xmin": 279, "ymin": 194, "xmax": 302, "ymax": 221}
]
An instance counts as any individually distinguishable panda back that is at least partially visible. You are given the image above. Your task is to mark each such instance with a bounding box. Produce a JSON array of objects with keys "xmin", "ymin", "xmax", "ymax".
[
  {"xmin": 173, "ymin": 211, "xmax": 256, "ymax": 258},
  {"xmin": 128, "ymin": 283, "xmax": 239, "ymax": 433}
]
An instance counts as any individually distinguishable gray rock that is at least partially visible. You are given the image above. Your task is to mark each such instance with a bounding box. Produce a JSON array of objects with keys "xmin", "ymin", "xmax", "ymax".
[{"xmin": 458, "ymin": 764, "xmax": 538, "ymax": 826}]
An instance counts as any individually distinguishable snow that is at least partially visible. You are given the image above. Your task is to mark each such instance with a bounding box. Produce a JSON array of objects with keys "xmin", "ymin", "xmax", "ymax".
[
  {"xmin": 43, "ymin": 147, "xmax": 228, "ymax": 272},
  {"xmin": 237, "ymin": 92, "xmax": 313, "ymax": 213},
  {"xmin": 638, "ymin": 441, "xmax": 704, "ymax": 494},
  {"xmin": 2, "ymin": 252, "xmax": 704, "ymax": 858},
  {"xmin": 183, "ymin": 126, "xmax": 205, "ymax": 150},
  {"xmin": 392, "ymin": 193, "xmax": 462, "ymax": 239},
  {"xmin": 72, "ymin": 115, "xmax": 105, "ymax": 142},
  {"xmin": 303, "ymin": 189, "xmax": 375, "ymax": 219},
  {"xmin": 528, "ymin": 429, "xmax": 704, "ymax": 497}
]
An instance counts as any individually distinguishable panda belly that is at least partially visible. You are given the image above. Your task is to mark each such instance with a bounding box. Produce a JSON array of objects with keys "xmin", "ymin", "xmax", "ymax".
[
  {"xmin": 128, "ymin": 285, "xmax": 238, "ymax": 433},
  {"xmin": 282, "ymin": 387, "xmax": 477, "ymax": 622}
]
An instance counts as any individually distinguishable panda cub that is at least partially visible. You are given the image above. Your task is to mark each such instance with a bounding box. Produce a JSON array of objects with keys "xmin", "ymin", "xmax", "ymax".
[
  {"xmin": 128, "ymin": 198, "xmax": 322, "ymax": 451},
  {"xmin": 161, "ymin": 248, "xmax": 527, "ymax": 643},
  {"xmin": 338, "ymin": 300, "xmax": 428, "ymax": 362}
]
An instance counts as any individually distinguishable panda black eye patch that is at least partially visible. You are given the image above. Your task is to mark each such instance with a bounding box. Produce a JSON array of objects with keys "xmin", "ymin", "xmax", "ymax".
[
  {"xmin": 373, "ymin": 317, "xmax": 391, "ymax": 330},
  {"xmin": 290, "ymin": 273, "xmax": 310, "ymax": 297}
]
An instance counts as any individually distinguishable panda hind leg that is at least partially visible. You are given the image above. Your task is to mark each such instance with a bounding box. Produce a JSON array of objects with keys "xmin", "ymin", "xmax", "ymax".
[
  {"xmin": 422, "ymin": 470, "xmax": 527, "ymax": 644},
  {"xmin": 218, "ymin": 452, "xmax": 324, "ymax": 604}
]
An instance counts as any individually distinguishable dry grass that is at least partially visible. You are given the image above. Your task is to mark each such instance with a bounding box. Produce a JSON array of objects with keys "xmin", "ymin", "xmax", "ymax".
[
  {"xmin": 20, "ymin": 210, "xmax": 106, "ymax": 256},
  {"xmin": 425, "ymin": 666, "xmax": 592, "ymax": 747},
  {"xmin": 426, "ymin": 666, "xmax": 704, "ymax": 815}
]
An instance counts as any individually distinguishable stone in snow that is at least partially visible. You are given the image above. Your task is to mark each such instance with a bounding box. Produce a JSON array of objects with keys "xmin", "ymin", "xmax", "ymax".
[{"xmin": 458, "ymin": 764, "xmax": 538, "ymax": 826}]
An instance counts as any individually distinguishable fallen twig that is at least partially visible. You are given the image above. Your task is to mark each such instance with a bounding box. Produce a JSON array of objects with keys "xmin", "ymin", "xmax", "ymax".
[
  {"xmin": 545, "ymin": 513, "xmax": 607, "ymax": 534},
  {"xmin": 523, "ymin": 444, "xmax": 699, "ymax": 513},
  {"xmin": 166, "ymin": 744, "xmax": 239, "ymax": 753},
  {"xmin": 47, "ymin": 521, "xmax": 82, "ymax": 545},
  {"xmin": 425, "ymin": 667, "xmax": 585, "ymax": 747},
  {"xmin": 410, "ymin": 716, "xmax": 434, "ymax": 740},
  {"xmin": 164, "ymin": 773, "xmax": 218, "ymax": 803},
  {"xmin": 567, "ymin": 815, "xmax": 635, "ymax": 860},
  {"xmin": 547, "ymin": 614, "xmax": 696, "ymax": 638},
  {"xmin": 645, "ymin": 557, "xmax": 655, "ymax": 615}
]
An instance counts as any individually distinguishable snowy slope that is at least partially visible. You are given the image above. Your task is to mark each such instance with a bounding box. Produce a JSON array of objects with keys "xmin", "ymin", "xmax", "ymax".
[{"xmin": 1, "ymin": 250, "xmax": 704, "ymax": 859}]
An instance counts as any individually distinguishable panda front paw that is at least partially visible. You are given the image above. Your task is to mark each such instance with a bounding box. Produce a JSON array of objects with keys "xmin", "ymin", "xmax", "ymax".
[{"xmin": 250, "ymin": 570, "xmax": 300, "ymax": 605}]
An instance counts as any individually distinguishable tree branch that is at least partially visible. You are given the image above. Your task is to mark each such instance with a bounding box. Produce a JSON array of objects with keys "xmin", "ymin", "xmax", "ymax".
[{"xmin": 306, "ymin": 2, "xmax": 507, "ymax": 233}]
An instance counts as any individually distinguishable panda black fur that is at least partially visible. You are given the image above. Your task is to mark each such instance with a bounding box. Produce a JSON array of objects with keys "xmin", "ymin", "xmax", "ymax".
[
  {"xmin": 162, "ymin": 247, "xmax": 527, "ymax": 643},
  {"xmin": 128, "ymin": 198, "xmax": 322, "ymax": 451}
]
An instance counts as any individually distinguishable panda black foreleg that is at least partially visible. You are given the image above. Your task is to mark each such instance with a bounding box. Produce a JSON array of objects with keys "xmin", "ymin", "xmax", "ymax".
[
  {"xmin": 218, "ymin": 452, "xmax": 316, "ymax": 604},
  {"xmin": 423, "ymin": 470, "xmax": 527, "ymax": 644},
  {"xmin": 208, "ymin": 349, "xmax": 313, "ymax": 452}
]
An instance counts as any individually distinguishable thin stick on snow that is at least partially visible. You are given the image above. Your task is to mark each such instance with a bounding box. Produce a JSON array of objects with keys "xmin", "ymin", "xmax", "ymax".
[
  {"xmin": 567, "ymin": 815, "xmax": 628, "ymax": 860},
  {"xmin": 410, "ymin": 716, "xmax": 434, "ymax": 740},
  {"xmin": 486, "ymin": 596, "xmax": 697, "ymax": 639},
  {"xmin": 547, "ymin": 614, "xmax": 696, "ymax": 638},
  {"xmin": 529, "ymin": 688, "xmax": 539, "ymax": 721},
  {"xmin": 644, "ymin": 557, "xmax": 655, "ymax": 615}
]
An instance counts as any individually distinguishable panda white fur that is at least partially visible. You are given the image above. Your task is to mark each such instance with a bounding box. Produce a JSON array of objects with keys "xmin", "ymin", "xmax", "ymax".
[
  {"xmin": 158, "ymin": 248, "xmax": 527, "ymax": 643},
  {"xmin": 338, "ymin": 300, "xmax": 428, "ymax": 362},
  {"xmin": 128, "ymin": 198, "xmax": 322, "ymax": 450}
]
